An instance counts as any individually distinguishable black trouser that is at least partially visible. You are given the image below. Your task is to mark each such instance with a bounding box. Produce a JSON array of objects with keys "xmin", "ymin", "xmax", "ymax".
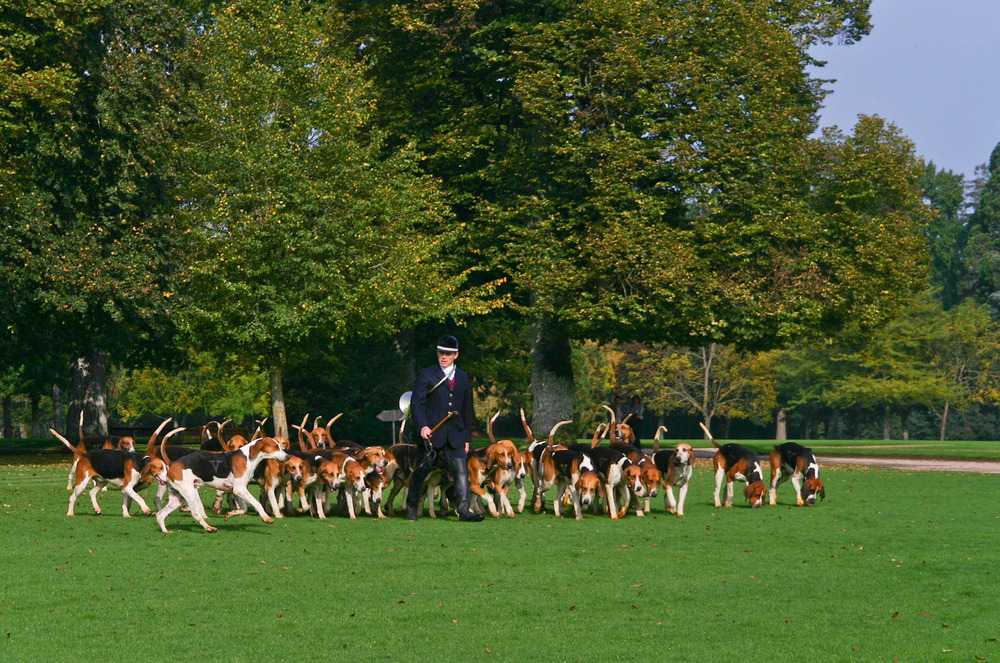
[{"xmin": 406, "ymin": 446, "xmax": 472, "ymax": 518}]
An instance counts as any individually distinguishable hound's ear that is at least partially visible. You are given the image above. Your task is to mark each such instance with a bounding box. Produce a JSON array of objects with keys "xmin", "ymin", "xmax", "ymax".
[{"xmin": 819, "ymin": 488, "xmax": 826, "ymax": 501}]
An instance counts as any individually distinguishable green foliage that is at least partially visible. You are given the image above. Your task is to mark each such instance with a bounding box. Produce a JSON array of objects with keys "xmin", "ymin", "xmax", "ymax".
[
  {"xmin": 625, "ymin": 343, "xmax": 778, "ymax": 426},
  {"xmin": 804, "ymin": 116, "xmax": 933, "ymax": 334},
  {"xmin": 1, "ymin": 0, "xmax": 193, "ymax": 372},
  {"xmin": 965, "ymin": 142, "xmax": 1000, "ymax": 316},
  {"xmin": 936, "ymin": 298, "xmax": 1000, "ymax": 406},
  {"xmin": 775, "ymin": 290, "xmax": 1000, "ymax": 438},
  {"xmin": 921, "ymin": 161, "xmax": 969, "ymax": 308},
  {"xmin": 113, "ymin": 348, "xmax": 268, "ymax": 424},
  {"xmin": 347, "ymin": 0, "xmax": 922, "ymax": 352},
  {"xmin": 570, "ymin": 340, "xmax": 618, "ymax": 433},
  {"xmin": 175, "ymin": 0, "xmax": 501, "ymax": 367}
]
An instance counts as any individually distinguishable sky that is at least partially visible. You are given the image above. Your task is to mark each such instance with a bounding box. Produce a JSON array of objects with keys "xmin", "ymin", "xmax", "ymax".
[{"xmin": 807, "ymin": 0, "xmax": 1000, "ymax": 180}]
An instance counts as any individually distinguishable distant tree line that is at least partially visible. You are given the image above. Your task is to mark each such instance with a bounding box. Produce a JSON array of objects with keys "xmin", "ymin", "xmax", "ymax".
[{"xmin": 4, "ymin": 0, "xmax": 1000, "ymax": 441}]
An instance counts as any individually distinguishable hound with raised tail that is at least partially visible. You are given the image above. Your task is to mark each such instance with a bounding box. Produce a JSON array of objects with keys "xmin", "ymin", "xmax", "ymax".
[
  {"xmin": 520, "ymin": 410, "xmax": 571, "ymax": 514},
  {"xmin": 156, "ymin": 435, "xmax": 289, "ymax": 533},
  {"xmin": 769, "ymin": 442, "xmax": 825, "ymax": 506},
  {"xmin": 602, "ymin": 405, "xmax": 635, "ymax": 446},
  {"xmin": 310, "ymin": 413, "xmax": 343, "ymax": 449},
  {"xmin": 67, "ymin": 414, "xmax": 160, "ymax": 490},
  {"xmin": 77, "ymin": 411, "xmax": 136, "ymax": 452},
  {"xmin": 649, "ymin": 426, "xmax": 694, "ymax": 516},
  {"xmin": 53, "ymin": 429, "xmax": 166, "ymax": 517},
  {"xmin": 700, "ymin": 422, "xmax": 766, "ymax": 509},
  {"xmin": 482, "ymin": 411, "xmax": 519, "ymax": 518},
  {"xmin": 539, "ymin": 420, "xmax": 598, "ymax": 520}
]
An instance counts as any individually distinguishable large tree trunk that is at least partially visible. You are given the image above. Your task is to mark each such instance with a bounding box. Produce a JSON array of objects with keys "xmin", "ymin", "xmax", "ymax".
[
  {"xmin": 69, "ymin": 351, "xmax": 109, "ymax": 435},
  {"xmin": 30, "ymin": 393, "xmax": 41, "ymax": 437},
  {"xmin": 700, "ymin": 344, "xmax": 715, "ymax": 428},
  {"xmin": 52, "ymin": 380, "xmax": 64, "ymax": 436},
  {"xmin": 2, "ymin": 395, "xmax": 11, "ymax": 439},
  {"xmin": 775, "ymin": 409, "xmax": 787, "ymax": 440},
  {"xmin": 393, "ymin": 329, "xmax": 417, "ymax": 388},
  {"xmin": 268, "ymin": 361, "xmax": 289, "ymax": 441},
  {"xmin": 939, "ymin": 401, "xmax": 949, "ymax": 442},
  {"xmin": 827, "ymin": 411, "xmax": 840, "ymax": 439},
  {"xmin": 529, "ymin": 319, "xmax": 574, "ymax": 436}
]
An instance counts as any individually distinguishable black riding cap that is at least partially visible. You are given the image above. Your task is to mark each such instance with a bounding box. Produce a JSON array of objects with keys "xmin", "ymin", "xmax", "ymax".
[{"xmin": 436, "ymin": 335, "xmax": 459, "ymax": 353}]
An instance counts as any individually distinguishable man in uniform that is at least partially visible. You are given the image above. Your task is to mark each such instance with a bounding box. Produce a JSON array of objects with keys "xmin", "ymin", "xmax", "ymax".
[{"xmin": 405, "ymin": 335, "xmax": 484, "ymax": 522}]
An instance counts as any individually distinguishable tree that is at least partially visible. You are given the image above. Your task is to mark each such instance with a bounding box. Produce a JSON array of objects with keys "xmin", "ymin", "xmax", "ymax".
[
  {"xmin": 174, "ymin": 0, "xmax": 500, "ymax": 439},
  {"xmin": 921, "ymin": 161, "xmax": 969, "ymax": 309},
  {"xmin": 965, "ymin": 142, "xmax": 1000, "ymax": 317},
  {"xmin": 342, "ymin": 0, "xmax": 934, "ymax": 432},
  {"xmin": 625, "ymin": 343, "xmax": 777, "ymax": 435},
  {"xmin": 931, "ymin": 299, "xmax": 1000, "ymax": 439},
  {"xmin": 822, "ymin": 291, "xmax": 957, "ymax": 440},
  {"xmin": 114, "ymin": 348, "xmax": 269, "ymax": 427},
  {"xmin": 1, "ymin": 0, "xmax": 198, "ymax": 432}
]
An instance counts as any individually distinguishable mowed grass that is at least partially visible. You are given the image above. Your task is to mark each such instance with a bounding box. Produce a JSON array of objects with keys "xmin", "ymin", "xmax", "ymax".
[{"xmin": 2, "ymin": 457, "xmax": 999, "ymax": 662}]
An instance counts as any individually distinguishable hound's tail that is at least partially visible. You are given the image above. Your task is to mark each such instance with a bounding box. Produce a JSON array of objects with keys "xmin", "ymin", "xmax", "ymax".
[
  {"xmin": 488, "ymin": 411, "xmax": 501, "ymax": 446},
  {"xmin": 52, "ymin": 429, "xmax": 85, "ymax": 456},
  {"xmin": 546, "ymin": 420, "xmax": 573, "ymax": 453},
  {"xmin": 652, "ymin": 425, "xmax": 668, "ymax": 452},
  {"xmin": 601, "ymin": 404, "xmax": 616, "ymax": 433},
  {"xmin": 146, "ymin": 417, "xmax": 173, "ymax": 456},
  {"xmin": 519, "ymin": 408, "xmax": 536, "ymax": 444},
  {"xmin": 159, "ymin": 427, "xmax": 187, "ymax": 465},
  {"xmin": 698, "ymin": 422, "xmax": 719, "ymax": 448},
  {"xmin": 591, "ymin": 422, "xmax": 607, "ymax": 448}
]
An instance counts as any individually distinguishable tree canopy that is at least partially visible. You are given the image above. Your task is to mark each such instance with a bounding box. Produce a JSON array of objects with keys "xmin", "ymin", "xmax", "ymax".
[{"xmin": 7, "ymin": 0, "xmax": 985, "ymax": 442}]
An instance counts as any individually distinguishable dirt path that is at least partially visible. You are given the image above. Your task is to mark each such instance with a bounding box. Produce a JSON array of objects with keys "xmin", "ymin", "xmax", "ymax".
[
  {"xmin": 818, "ymin": 455, "xmax": 1000, "ymax": 474},
  {"xmin": 688, "ymin": 448, "xmax": 1000, "ymax": 474}
]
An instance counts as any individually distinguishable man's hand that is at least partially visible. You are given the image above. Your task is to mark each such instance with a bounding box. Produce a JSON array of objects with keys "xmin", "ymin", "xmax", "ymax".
[{"xmin": 420, "ymin": 426, "xmax": 432, "ymax": 440}]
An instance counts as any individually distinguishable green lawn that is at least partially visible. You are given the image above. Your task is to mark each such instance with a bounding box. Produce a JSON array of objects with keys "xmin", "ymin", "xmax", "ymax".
[{"xmin": 2, "ymin": 456, "xmax": 999, "ymax": 662}]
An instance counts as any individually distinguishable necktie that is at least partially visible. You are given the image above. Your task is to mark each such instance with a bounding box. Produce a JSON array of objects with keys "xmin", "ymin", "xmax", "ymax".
[{"xmin": 448, "ymin": 376, "xmax": 456, "ymax": 390}]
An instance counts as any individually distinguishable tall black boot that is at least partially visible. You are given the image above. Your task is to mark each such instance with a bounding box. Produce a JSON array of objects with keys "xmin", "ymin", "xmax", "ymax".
[
  {"xmin": 404, "ymin": 489, "xmax": 419, "ymax": 521},
  {"xmin": 406, "ymin": 459, "xmax": 431, "ymax": 521},
  {"xmin": 450, "ymin": 456, "xmax": 484, "ymax": 522}
]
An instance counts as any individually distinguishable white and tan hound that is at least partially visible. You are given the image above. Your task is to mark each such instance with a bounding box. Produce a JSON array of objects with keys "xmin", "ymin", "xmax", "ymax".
[
  {"xmin": 156, "ymin": 436, "xmax": 289, "ymax": 533},
  {"xmin": 649, "ymin": 426, "xmax": 694, "ymax": 516},
  {"xmin": 54, "ymin": 429, "xmax": 166, "ymax": 517}
]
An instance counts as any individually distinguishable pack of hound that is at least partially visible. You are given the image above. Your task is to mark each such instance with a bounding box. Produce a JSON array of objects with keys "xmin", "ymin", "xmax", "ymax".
[{"xmin": 54, "ymin": 409, "xmax": 824, "ymax": 532}]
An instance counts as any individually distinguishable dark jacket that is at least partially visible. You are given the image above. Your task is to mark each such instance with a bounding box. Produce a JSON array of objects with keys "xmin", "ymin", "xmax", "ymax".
[{"xmin": 411, "ymin": 364, "xmax": 474, "ymax": 451}]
